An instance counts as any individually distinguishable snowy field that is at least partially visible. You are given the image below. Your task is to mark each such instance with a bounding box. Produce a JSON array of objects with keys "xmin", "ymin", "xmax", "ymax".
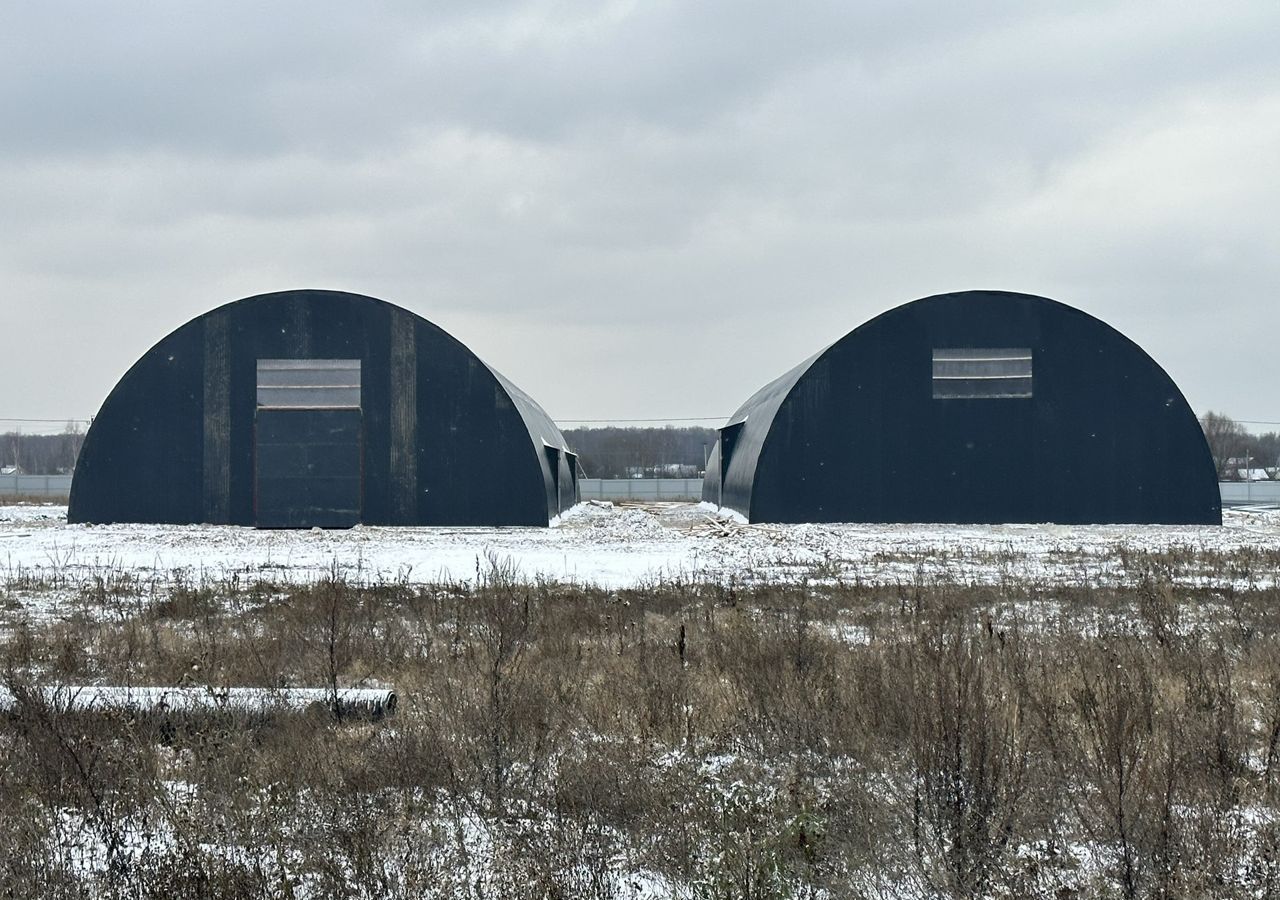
[
  {"xmin": 2, "ymin": 501, "xmax": 1277, "ymax": 594},
  {"xmin": 4, "ymin": 501, "xmax": 1280, "ymax": 897}
]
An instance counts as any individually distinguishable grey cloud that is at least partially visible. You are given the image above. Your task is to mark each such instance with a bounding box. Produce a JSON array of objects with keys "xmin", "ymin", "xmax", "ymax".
[
  {"xmin": 1, "ymin": 1, "xmax": 1175, "ymax": 158},
  {"xmin": 1, "ymin": 0, "xmax": 1277, "ymax": 426}
]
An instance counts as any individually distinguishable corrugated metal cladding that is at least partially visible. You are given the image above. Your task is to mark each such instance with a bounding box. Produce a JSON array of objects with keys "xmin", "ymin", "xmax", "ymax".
[
  {"xmin": 202, "ymin": 311, "xmax": 231, "ymax": 523},
  {"xmin": 69, "ymin": 289, "xmax": 575, "ymax": 527},
  {"xmin": 704, "ymin": 290, "xmax": 1220, "ymax": 525}
]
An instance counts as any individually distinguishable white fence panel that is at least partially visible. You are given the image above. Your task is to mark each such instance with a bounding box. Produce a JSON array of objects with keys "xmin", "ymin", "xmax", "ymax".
[
  {"xmin": 0, "ymin": 474, "xmax": 73, "ymax": 499},
  {"xmin": 578, "ymin": 478, "xmax": 704, "ymax": 502},
  {"xmin": 2, "ymin": 474, "xmax": 1276, "ymax": 510},
  {"xmin": 1220, "ymin": 481, "xmax": 1280, "ymax": 506}
]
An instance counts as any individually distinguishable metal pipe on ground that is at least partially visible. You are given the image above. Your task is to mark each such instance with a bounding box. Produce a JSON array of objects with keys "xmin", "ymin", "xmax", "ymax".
[{"xmin": 0, "ymin": 686, "xmax": 397, "ymax": 720}]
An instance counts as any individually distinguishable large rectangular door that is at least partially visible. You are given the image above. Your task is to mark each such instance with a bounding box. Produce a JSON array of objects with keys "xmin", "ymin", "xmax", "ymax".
[
  {"xmin": 255, "ymin": 408, "xmax": 362, "ymax": 528},
  {"xmin": 254, "ymin": 359, "xmax": 362, "ymax": 529}
]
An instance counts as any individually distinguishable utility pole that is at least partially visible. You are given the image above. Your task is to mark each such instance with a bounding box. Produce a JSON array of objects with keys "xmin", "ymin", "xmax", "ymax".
[{"xmin": 1247, "ymin": 448, "xmax": 1252, "ymax": 503}]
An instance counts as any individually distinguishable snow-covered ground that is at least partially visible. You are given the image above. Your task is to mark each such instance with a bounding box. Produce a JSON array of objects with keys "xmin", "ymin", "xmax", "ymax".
[{"xmin": 2, "ymin": 501, "xmax": 1277, "ymax": 594}]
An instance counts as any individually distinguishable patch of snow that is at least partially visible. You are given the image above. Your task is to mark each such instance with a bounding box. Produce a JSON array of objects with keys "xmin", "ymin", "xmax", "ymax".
[
  {"xmin": 0, "ymin": 505, "xmax": 1277, "ymax": 619},
  {"xmin": 828, "ymin": 622, "xmax": 873, "ymax": 645}
]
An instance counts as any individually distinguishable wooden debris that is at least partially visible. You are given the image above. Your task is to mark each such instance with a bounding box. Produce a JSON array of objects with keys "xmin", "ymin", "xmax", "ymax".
[{"xmin": 681, "ymin": 514, "xmax": 783, "ymax": 538}]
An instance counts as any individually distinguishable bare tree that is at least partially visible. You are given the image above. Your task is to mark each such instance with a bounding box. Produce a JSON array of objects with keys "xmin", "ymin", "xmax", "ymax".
[
  {"xmin": 1200, "ymin": 412, "xmax": 1248, "ymax": 480},
  {"xmin": 0, "ymin": 427, "xmax": 86, "ymax": 474},
  {"xmin": 564, "ymin": 426, "xmax": 718, "ymax": 478}
]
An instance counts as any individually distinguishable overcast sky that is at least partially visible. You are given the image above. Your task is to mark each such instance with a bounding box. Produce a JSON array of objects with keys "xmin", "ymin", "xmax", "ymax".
[{"xmin": 2, "ymin": 0, "xmax": 1277, "ymax": 433}]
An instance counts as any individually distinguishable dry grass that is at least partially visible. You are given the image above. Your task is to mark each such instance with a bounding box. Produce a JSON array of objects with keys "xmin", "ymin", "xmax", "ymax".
[
  {"xmin": 0, "ymin": 494, "xmax": 69, "ymax": 505},
  {"xmin": 1, "ymin": 548, "xmax": 1280, "ymax": 898}
]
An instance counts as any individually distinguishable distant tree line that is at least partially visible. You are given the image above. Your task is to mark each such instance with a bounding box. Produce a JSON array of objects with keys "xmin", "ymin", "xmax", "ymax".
[
  {"xmin": 4, "ymin": 423, "xmax": 721, "ymax": 479},
  {"xmin": 563, "ymin": 416, "xmax": 1280, "ymax": 483},
  {"xmin": 1200, "ymin": 412, "xmax": 1280, "ymax": 480},
  {"xmin": 1, "ymin": 427, "xmax": 86, "ymax": 475},
  {"xmin": 563, "ymin": 426, "xmax": 718, "ymax": 478},
  {"xmin": 7, "ymin": 415, "xmax": 1271, "ymax": 482}
]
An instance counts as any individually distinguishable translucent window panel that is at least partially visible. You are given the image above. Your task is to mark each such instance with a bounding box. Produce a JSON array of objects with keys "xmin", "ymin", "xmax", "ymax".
[
  {"xmin": 257, "ymin": 359, "xmax": 361, "ymax": 409},
  {"xmin": 932, "ymin": 349, "xmax": 1032, "ymax": 399}
]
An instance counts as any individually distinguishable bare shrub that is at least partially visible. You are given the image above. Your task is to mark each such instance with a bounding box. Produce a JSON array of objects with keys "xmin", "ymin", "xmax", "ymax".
[
  {"xmin": 899, "ymin": 611, "xmax": 1031, "ymax": 897},
  {"xmin": 2, "ymin": 555, "xmax": 1280, "ymax": 896}
]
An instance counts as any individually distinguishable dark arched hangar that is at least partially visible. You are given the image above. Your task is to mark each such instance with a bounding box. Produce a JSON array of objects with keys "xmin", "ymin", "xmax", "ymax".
[
  {"xmin": 703, "ymin": 290, "xmax": 1219, "ymax": 525},
  {"xmin": 70, "ymin": 290, "xmax": 577, "ymax": 527}
]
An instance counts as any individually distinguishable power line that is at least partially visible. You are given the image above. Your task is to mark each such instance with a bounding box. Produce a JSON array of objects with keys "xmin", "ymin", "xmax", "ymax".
[
  {"xmin": 2, "ymin": 413, "xmax": 731, "ymax": 428},
  {"xmin": 4, "ymin": 412, "xmax": 1278, "ymax": 427},
  {"xmin": 556, "ymin": 416, "xmax": 726, "ymax": 424}
]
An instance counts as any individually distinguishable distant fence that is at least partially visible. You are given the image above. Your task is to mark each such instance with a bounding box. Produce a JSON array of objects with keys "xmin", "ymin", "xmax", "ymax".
[
  {"xmin": 1220, "ymin": 481, "xmax": 1280, "ymax": 507},
  {"xmin": 1, "ymin": 475, "xmax": 708, "ymax": 504},
  {"xmin": 576, "ymin": 479, "xmax": 1280, "ymax": 509},
  {"xmin": 1, "ymin": 473, "xmax": 1274, "ymax": 510},
  {"xmin": 0, "ymin": 473, "xmax": 73, "ymax": 499},
  {"xmin": 578, "ymin": 478, "xmax": 703, "ymax": 502}
]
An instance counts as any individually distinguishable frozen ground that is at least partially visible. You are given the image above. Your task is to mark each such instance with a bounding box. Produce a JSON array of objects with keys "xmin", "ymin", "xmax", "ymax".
[
  {"xmin": 3, "ymin": 501, "xmax": 1279, "ymax": 897},
  {"xmin": 1, "ymin": 501, "xmax": 1277, "ymax": 594}
]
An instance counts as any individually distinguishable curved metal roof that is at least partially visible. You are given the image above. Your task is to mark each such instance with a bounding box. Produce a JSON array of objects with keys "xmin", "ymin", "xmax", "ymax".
[
  {"xmin": 70, "ymin": 289, "xmax": 572, "ymax": 526},
  {"xmin": 705, "ymin": 290, "xmax": 1219, "ymax": 525}
]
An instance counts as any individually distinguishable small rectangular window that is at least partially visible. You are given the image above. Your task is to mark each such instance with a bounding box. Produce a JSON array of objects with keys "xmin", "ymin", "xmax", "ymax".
[
  {"xmin": 257, "ymin": 359, "xmax": 361, "ymax": 409},
  {"xmin": 932, "ymin": 348, "xmax": 1032, "ymax": 399}
]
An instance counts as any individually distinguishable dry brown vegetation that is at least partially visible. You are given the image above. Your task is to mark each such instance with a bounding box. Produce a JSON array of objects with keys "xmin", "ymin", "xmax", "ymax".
[
  {"xmin": 0, "ymin": 494, "xmax": 70, "ymax": 505},
  {"xmin": 2, "ymin": 548, "xmax": 1280, "ymax": 898}
]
